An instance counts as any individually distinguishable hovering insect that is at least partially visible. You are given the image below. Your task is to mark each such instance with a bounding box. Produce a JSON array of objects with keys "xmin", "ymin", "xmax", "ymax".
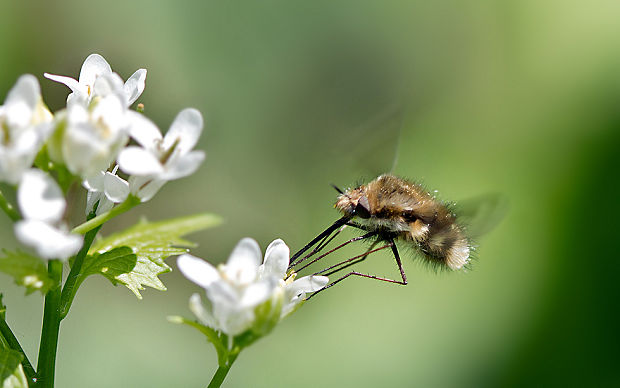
[{"xmin": 288, "ymin": 174, "xmax": 505, "ymax": 298}]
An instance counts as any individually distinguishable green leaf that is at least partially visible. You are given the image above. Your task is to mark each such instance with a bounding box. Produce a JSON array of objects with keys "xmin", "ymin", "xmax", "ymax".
[
  {"xmin": 0, "ymin": 250, "xmax": 56, "ymax": 295},
  {"xmin": 0, "ymin": 294, "xmax": 5, "ymax": 320},
  {"xmin": 81, "ymin": 247, "xmax": 137, "ymax": 284},
  {"xmin": 89, "ymin": 213, "xmax": 221, "ymax": 299},
  {"xmin": 0, "ymin": 349, "xmax": 27, "ymax": 388}
]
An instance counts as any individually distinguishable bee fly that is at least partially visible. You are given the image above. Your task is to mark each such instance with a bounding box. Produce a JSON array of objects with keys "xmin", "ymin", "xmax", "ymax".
[{"xmin": 288, "ymin": 174, "xmax": 494, "ymax": 298}]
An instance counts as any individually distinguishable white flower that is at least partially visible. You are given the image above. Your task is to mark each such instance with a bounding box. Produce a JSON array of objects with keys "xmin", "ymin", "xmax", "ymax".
[
  {"xmin": 259, "ymin": 239, "xmax": 329, "ymax": 317},
  {"xmin": 118, "ymin": 108, "xmax": 205, "ymax": 201},
  {"xmin": 50, "ymin": 92, "xmax": 130, "ymax": 177},
  {"xmin": 177, "ymin": 238, "xmax": 327, "ymax": 337},
  {"xmin": 14, "ymin": 169, "xmax": 82, "ymax": 260},
  {"xmin": 83, "ymin": 165, "xmax": 129, "ymax": 215},
  {"xmin": 0, "ymin": 75, "xmax": 52, "ymax": 184},
  {"xmin": 44, "ymin": 53, "xmax": 146, "ymax": 107}
]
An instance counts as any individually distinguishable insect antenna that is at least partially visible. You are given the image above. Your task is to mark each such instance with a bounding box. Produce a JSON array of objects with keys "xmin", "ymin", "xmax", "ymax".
[{"xmin": 330, "ymin": 184, "xmax": 344, "ymax": 194}]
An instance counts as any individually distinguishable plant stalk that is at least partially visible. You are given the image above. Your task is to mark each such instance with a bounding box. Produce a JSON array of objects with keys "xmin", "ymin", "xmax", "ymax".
[
  {"xmin": 59, "ymin": 224, "xmax": 101, "ymax": 320},
  {"xmin": 36, "ymin": 260, "xmax": 63, "ymax": 388},
  {"xmin": 71, "ymin": 195, "xmax": 140, "ymax": 235},
  {"xmin": 207, "ymin": 352, "xmax": 239, "ymax": 388}
]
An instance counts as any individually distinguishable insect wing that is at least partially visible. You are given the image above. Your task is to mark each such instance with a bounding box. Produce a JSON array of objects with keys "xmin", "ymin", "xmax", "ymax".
[
  {"xmin": 454, "ymin": 193, "xmax": 509, "ymax": 239},
  {"xmin": 323, "ymin": 104, "xmax": 403, "ymax": 185}
]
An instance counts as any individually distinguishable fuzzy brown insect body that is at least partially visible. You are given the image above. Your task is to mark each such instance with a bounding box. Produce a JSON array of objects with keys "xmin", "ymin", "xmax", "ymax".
[{"xmin": 334, "ymin": 174, "xmax": 470, "ymax": 270}]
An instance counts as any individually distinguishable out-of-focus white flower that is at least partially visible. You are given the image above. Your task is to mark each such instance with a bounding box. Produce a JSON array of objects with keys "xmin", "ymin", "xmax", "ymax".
[
  {"xmin": 177, "ymin": 238, "xmax": 327, "ymax": 337},
  {"xmin": 0, "ymin": 75, "xmax": 52, "ymax": 184},
  {"xmin": 14, "ymin": 169, "xmax": 82, "ymax": 260},
  {"xmin": 44, "ymin": 53, "xmax": 146, "ymax": 107},
  {"xmin": 118, "ymin": 108, "xmax": 205, "ymax": 201},
  {"xmin": 83, "ymin": 165, "xmax": 129, "ymax": 215}
]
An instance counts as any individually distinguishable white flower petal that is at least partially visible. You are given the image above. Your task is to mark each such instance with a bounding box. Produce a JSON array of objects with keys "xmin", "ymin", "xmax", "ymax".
[
  {"xmin": 189, "ymin": 293, "xmax": 218, "ymax": 329},
  {"xmin": 118, "ymin": 146, "xmax": 164, "ymax": 175},
  {"xmin": 239, "ymin": 279, "xmax": 277, "ymax": 308},
  {"xmin": 0, "ymin": 130, "xmax": 42, "ymax": 185},
  {"xmin": 15, "ymin": 220, "xmax": 82, "ymax": 260},
  {"xmin": 62, "ymin": 123, "xmax": 115, "ymax": 176},
  {"xmin": 18, "ymin": 169, "xmax": 65, "ymax": 223},
  {"xmin": 103, "ymin": 171, "xmax": 129, "ymax": 202},
  {"xmin": 94, "ymin": 195, "xmax": 114, "ymax": 215},
  {"xmin": 92, "ymin": 72, "xmax": 125, "ymax": 102},
  {"xmin": 216, "ymin": 305, "xmax": 254, "ymax": 337},
  {"xmin": 79, "ymin": 54, "xmax": 112, "ymax": 87},
  {"xmin": 86, "ymin": 188, "xmax": 114, "ymax": 215},
  {"xmin": 4, "ymin": 74, "xmax": 40, "ymax": 128},
  {"xmin": 127, "ymin": 175, "xmax": 166, "ymax": 202},
  {"xmin": 160, "ymin": 150, "xmax": 205, "ymax": 180},
  {"xmin": 126, "ymin": 111, "xmax": 162, "ymax": 149},
  {"xmin": 208, "ymin": 280, "xmax": 241, "ymax": 306},
  {"xmin": 83, "ymin": 171, "xmax": 105, "ymax": 192},
  {"xmin": 224, "ymin": 238, "xmax": 262, "ymax": 285},
  {"xmin": 177, "ymin": 254, "xmax": 220, "ymax": 289},
  {"xmin": 281, "ymin": 296, "xmax": 304, "ymax": 318},
  {"xmin": 90, "ymin": 93, "xmax": 127, "ymax": 129},
  {"xmin": 260, "ymin": 239, "xmax": 290, "ymax": 280},
  {"xmin": 66, "ymin": 98, "xmax": 89, "ymax": 123},
  {"xmin": 43, "ymin": 73, "xmax": 84, "ymax": 95},
  {"xmin": 124, "ymin": 69, "xmax": 147, "ymax": 106},
  {"xmin": 162, "ymin": 108, "xmax": 203, "ymax": 154},
  {"xmin": 287, "ymin": 275, "xmax": 329, "ymax": 297}
]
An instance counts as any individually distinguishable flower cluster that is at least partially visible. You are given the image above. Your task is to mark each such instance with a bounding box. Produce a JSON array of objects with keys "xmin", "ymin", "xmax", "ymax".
[
  {"xmin": 177, "ymin": 238, "xmax": 328, "ymax": 338},
  {"xmin": 0, "ymin": 54, "xmax": 205, "ymax": 260}
]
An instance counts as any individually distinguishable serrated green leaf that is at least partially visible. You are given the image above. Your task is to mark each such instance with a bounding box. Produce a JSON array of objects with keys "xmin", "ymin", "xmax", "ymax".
[
  {"xmin": 89, "ymin": 213, "xmax": 221, "ymax": 299},
  {"xmin": 0, "ymin": 250, "xmax": 56, "ymax": 295},
  {"xmin": 0, "ymin": 349, "xmax": 27, "ymax": 388},
  {"xmin": 81, "ymin": 247, "xmax": 137, "ymax": 284}
]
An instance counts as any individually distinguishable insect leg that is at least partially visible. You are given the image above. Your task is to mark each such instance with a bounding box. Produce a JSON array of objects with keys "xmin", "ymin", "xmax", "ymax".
[
  {"xmin": 312, "ymin": 240, "xmax": 380, "ymax": 277},
  {"xmin": 293, "ymin": 223, "xmax": 348, "ymax": 269},
  {"xmin": 294, "ymin": 231, "xmax": 378, "ymax": 273},
  {"xmin": 289, "ymin": 216, "xmax": 350, "ymax": 268},
  {"xmin": 306, "ymin": 238, "xmax": 407, "ymax": 300},
  {"xmin": 389, "ymin": 238, "xmax": 408, "ymax": 285}
]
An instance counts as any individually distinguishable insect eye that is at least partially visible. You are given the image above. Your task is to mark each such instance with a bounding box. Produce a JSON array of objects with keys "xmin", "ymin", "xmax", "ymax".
[{"xmin": 355, "ymin": 196, "xmax": 371, "ymax": 219}]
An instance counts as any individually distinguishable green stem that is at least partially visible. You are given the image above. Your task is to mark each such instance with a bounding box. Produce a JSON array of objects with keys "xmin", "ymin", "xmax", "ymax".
[
  {"xmin": 207, "ymin": 352, "xmax": 239, "ymax": 388},
  {"xmin": 59, "ymin": 224, "xmax": 101, "ymax": 320},
  {"xmin": 71, "ymin": 195, "xmax": 140, "ymax": 235},
  {"xmin": 0, "ymin": 189, "xmax": 20, "ymax": 221},
  {"xmin": 0, "ymin": 319, "xmax": 37, "ymax": 383},
  {"xmin": 36, "ymin": 260, "xmax": 63, "ymax": 388}
]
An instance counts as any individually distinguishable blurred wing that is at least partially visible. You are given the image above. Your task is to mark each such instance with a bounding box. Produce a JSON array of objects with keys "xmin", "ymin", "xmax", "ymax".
[
  {"xmin": 324, "ymin": 103, "xmax": 403, "ymax": 185},
  {"xmin": 455, "ymin": 193, "xmax": 509, "ymax": 238}
]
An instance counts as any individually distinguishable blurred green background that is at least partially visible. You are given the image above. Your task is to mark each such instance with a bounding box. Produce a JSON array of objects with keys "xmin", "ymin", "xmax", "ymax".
[{"xmin": 1, "ymin": 0, "xmax": 619, "ymax": 387}]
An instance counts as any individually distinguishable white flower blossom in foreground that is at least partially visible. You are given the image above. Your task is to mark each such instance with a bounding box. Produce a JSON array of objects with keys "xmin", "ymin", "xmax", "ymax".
[
  {"xmin": 177, "ymin": 238, "xmax": 327, "ymax": 337},
  {"xmin": 44, "ymin": 53, "xmax": 146, "ymax": 107},
  {"xmin": 83, "ymin": 165, "xmax": 129, "ymax": 215},
  {"xmin": 0, "ymin": 75, "xmax": 52, "ymax": 184},
  {"xmin": 49, "ymin": 91, "xmax": 130, "ymax": 177},
  {"xmin": 118, "ymin": 108, "xmax": 205, "ymax": 201},
  {"xmin": 14, "ymin": 169, "xmax": 82, "ymax": 260}
]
